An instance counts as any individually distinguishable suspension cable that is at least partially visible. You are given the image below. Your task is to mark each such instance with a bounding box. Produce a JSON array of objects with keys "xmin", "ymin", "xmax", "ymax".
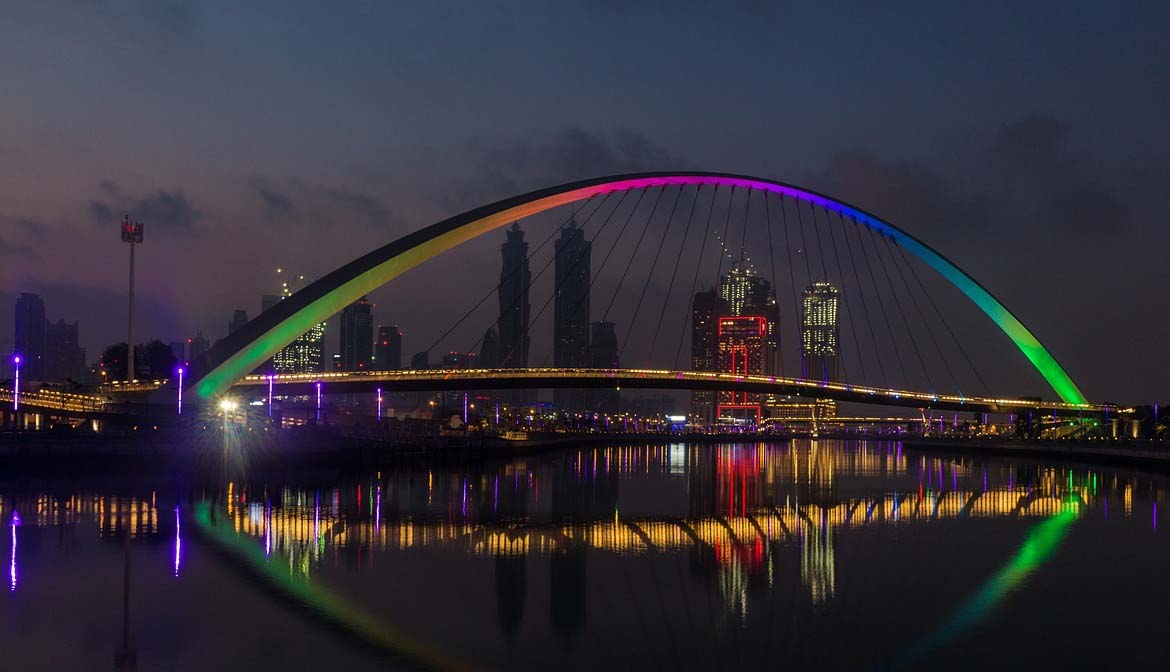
[
  {"xmin": 712, "ymin": 186, "xmax": 736, "ymax": 288},
  {"xmin": 762, "ymin": 192, "xmax": 786, "ymax": 376},
  {"xmin": 864, "ymin": 225, "xmax": 934, "ymax": 391},
  {"xmin": 844, "ymin": 214, "xmax": 900, "ymax": 387},
  {"xmin": 425, "ymin": 194, "xmax": 606, "ymax": 357},
  {"xmin": 814, "ymin": 202, "xmax": 851, "ymax": 386},
  {"xmin": 880, "ymin": 233, "xmax": 961, "ymax": 396},
  {"xmin": 525, "ymin": 187, "xmax": 654, "ymax": 367},
  {"xmin": 893, "ymin": 243, "xmax": 990, "ymax": 395},
  {"xmin": 483, "ymin": 189, "xmax": 634, "ymax": 364},
  {"xmin": 806, "ymin": 199, "xmax": 829, "ymax": 283},
  {"xmin": 778, "ymin": 195, "xmax": 802, "ymax": 377},
  {"xmin": 673, "ymin": 185, "xmax": 720, "ymax": 370},
  {"xmin": 622, "ymin": 185, "xmax": 685, "ymax": 359},
  {"xmin": 602, "ymin": 186, "xmax": 668, "ymax": 322},
  {"xmin": 822, "ymin": 206, "xmax": 868, "ymax": 385},
  {"xmin": 649, "ymin": 185, "xmax": 702, "ymax": 364}
]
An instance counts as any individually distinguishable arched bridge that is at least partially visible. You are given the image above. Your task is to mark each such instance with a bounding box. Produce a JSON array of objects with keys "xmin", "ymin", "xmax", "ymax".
[{"xmin": 190, "ymin": 171, "xmax": 1092, "ymax": 412}]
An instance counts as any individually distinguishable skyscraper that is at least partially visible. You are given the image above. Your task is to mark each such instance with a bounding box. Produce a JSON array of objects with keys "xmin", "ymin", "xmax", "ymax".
[
  {"xmin": 553, "ymin": 219, "xmax": 591, "ymax": 410},
  {"xmin": 689, "ymin": 289, "xmax": 721, "ymax": 423},
  {"xmin": 588, "ymin": 321, "xmax": 620, "ymax": 414},
  {"xmin": 14, "ymin": 293, "xmax": 46, "ymax": 380},
  {"xmin": 375, "ymin": 325, "xmax": 402, "ymax": 370},
  {"xmin": 266, "ymin": 270, "xmax": 326, "ymax": 374},
  {"xmin": 479, "ymin": 327, "xmax": 499, "ymax": 369},
  {"xmin": 497, "ymin": 223, "xmax": 530, "ymax": 368},
  {"xmin": 272, "ymin": 325, "xmax": 324, "ymax": 373},
  {"xmin": 340, "ymin": 297, "xmax": 374, "ymax": 371},
  {"xmin": 228, "ymin": 309, "xmax": 249, "ymax": 335},
  {"xmin": 45, "ymin": 319, "xmax": 84, "ymax": 381},
  {"xmin": 801, "ymin": 282, "xmax": 840, "ymax": 382},
  {"xmin": 691, "ymin": 267, "xmax": 780, "ymax": 424}
]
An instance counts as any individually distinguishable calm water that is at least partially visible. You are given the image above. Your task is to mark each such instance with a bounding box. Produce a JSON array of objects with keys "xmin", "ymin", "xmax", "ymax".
[{"xmin": 0, "ymin": 440, "xmax": 1167, "ymax": 670}]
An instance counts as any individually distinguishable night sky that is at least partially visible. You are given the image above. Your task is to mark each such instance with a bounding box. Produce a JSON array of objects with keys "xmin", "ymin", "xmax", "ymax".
[{"xmin": 1, "ymin": 1, "xmax": 1167, "ymax": 403}]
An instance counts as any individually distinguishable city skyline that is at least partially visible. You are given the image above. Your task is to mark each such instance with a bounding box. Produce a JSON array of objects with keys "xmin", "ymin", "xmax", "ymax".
[{"xmin": 0, "ymin": 3, "xmax": 1167, "ymax": 401}]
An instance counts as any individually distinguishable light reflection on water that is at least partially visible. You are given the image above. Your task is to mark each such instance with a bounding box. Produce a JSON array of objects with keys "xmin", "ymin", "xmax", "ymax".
[{"xmin": 0, "ymin": 440, "xmax": 1168, "ymax": 670}]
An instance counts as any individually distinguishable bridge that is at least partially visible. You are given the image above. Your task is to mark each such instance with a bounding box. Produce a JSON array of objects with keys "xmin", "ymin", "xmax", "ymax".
[
  {"xmin": 4, "ymin": 170, "xmax": 1112, "ymax": 425},
  {"xmin": 234, "ymin": 368, "xmax": 1109, "ymax": 416}
]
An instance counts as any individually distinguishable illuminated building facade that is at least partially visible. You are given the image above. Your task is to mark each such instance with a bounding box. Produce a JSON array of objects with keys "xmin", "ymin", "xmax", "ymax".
[
  {"xmin": 273, "ymin": 323, "xmax": 325, "ymax": 374},
  {"xmin": 801, "ymin": 282, "xmax": 839, "ymax": 382},
  {"xmin": 692, "ymin": 267, "xmax": 779, "ymax": 423},
  {"xmin": 267, "ymin": 270, "xmax": 326, "ymax": 374},
  {"xmin": 716, "ymin": 316, "xmax": 768, "ymax": 422}
]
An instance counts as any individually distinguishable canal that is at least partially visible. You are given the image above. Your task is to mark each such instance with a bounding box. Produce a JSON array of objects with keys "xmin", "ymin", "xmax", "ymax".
[{"xmin": 0, "ymin": 440, "xmax": 1166, "ymax": 670}]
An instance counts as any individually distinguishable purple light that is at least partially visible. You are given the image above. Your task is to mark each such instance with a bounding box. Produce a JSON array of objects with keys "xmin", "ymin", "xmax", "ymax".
[
  {"xmin": 177, "ymin": 367, "xmax": 184, "ymax": 415},
  {"xmin": 9, "ymin": 511, "xmax": 18, "ymax": 592},
  {"xmin": 174, "ymin": 506, "xmax": 182, "ymax": 577},
  {"xmin": 463, "ymin": 392, "xmax": 468, "ymax": 424},
  {"xmin": 376, "ymin": 387, "xmax": 383, "ymax": 420},
  {"xmin": 316, "ymin": 381, "xmax": 322, "ymax": 421},
  {"xmin": 11, "ymin": 354, "xmax": 20, "ymax": 412}
]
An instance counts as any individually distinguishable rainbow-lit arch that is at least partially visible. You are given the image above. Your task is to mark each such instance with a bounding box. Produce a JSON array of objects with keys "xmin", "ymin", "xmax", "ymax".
[{"xmin": 191, "ymin": 172, "xmax": 1086, "ymax": 404}]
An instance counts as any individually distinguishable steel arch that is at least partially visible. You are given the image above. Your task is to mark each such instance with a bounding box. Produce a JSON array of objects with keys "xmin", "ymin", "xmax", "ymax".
[{"xmin": 190, "ymin": 172, "xmax": 1086, "ymax": 404}]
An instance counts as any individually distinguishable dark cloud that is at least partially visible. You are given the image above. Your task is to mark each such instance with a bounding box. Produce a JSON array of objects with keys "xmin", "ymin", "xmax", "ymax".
[
  {"xmin": 447, "ymin": 127, "xmax": 689, "ymax": 210},
  {"xmin": 248, "ymin": 178, "xmax": 397, "ymax": 231},
  {"xmin": 89, "ymin": 181, "xmax": 202, "ymax": 231},
  {"xmin": 249, "ymin": 180, "xmax": 296, "ymax": 219}
]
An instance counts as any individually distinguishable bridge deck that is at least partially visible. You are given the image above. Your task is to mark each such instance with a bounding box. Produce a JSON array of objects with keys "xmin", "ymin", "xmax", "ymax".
[{"xmin": 233, "ymin": 368, "xmax": 1118, "ymax": 417}]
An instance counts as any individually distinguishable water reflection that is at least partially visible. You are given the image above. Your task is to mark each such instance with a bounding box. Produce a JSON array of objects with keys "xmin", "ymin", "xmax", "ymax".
[{"xmin": 0, "ymin": 440, "xmax": 1166, "ymax": 670}]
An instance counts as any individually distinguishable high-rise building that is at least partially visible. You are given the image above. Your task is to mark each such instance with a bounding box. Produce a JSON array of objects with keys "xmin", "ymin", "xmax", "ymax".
[
  {"xmin": 716, "ymin": 315, "xmax": 769, "ymax": 422},
  {"xmin": 691, "ymin": 267, "xmax": 780, "ymax": 424},
  {"xmin": 340, "ymin": 297, "xmax": 374, "ymax": 371},
  {"xmin": 553, "ymin": 219, "xmax": 591, "ymax": 411},
  {"xmin": 479, "ymin": 327, "xmax": 499, "ymax": 369},
  {"xmin": 45, "ymin": 319, "xmax": 84, "ymax": 381},
  {"xmin": 801, "ymin": 282, "xmax": 839, "ymax": 382},
  {"xmin": 375, "ymin": 325, "xmax": 402, "ymax": 370},
  {"xmin": 588, "ymin": 321, "xmax": 620, "ymax": 414},
  {"xmin": 272, "ymin": 324, "xmax": 324, "ymax": 373},
  {"xmin": 689, "ymin": 289, "xmax": 721, "ymax": 423},
  {"xmin": 497, "ymin": 223, "xmax": 530, "ymax": 368},
  {"xmin": 228, "ymin": 309, "xmax": 249, "ymax": 335},
  {"xmin": 14, "ymin": 293, "xmax": 46, "ymax": 379}
]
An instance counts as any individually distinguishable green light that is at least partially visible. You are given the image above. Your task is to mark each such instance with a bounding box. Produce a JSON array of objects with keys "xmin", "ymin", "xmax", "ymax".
[
  {"xmin": 191, "ymin": 501, "xmax": 480, "ymax": 671},
  {"xmin": 892, "ymin": 503, "xmax": 1079, "ymax": 668}
]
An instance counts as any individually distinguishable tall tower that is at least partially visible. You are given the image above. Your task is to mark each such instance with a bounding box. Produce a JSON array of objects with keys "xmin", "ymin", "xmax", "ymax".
[
  {"xmin": 689, "ymin": 289, "xmax": 721, "ymax": 423},
  {"xmin": 340, "ymin": 297, "xmax": 374, "ymax": 371},
  {"xmin": 553, "ymin": 219, "xmax": 591, "ymax": 410},
  {"xmin": 13, "ymin": 293, "xmax": 46, "ymax": 380},
  {"xmin": 497, "ymin": 223, "xmax": 531, "ymax": 368},
  {"xmin": 268, "ymin": 271, "xmax": 325, "ymax": 374},
  {"xmin": 801, "ymin": 282, "xmax": 839, "ymax": 382},
  {"xmin": 712, "ymin": 267, "xmax": 779, "ymax": 423},
  {"xmin": 588, "ymin": 321, "xmax": 620, "ymax": 414},
  {"xmin": 376, "ymin": 325, "xmax": 402, "ymax": 370}
]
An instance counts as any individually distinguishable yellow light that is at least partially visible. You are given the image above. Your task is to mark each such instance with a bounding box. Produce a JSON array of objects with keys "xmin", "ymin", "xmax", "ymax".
[{"xmin": 219, "ymin": 399, "xmax": 238, "ymax": 412}]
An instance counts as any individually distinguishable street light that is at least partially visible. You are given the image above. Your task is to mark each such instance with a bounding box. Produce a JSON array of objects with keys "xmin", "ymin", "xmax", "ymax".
[
  {"xmin": 176, "ymin": 367, "xmax": 184, "ymax": 415},
  {"xmin": 12, "ymin": 355, "xmax": 20, "ymax": 412},
  {"xmin": 119, "ymin": 216, "xmax": 144, "ymax": 382}
]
